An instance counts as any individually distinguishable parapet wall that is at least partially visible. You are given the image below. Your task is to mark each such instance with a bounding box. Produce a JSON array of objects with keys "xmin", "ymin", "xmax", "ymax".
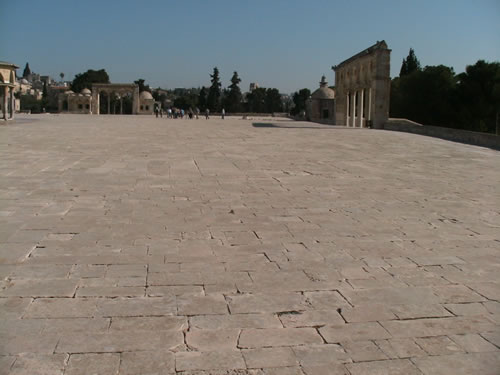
[{"xmin": 385, "ymin": 118, "xmax": 500, "ymax": 151}]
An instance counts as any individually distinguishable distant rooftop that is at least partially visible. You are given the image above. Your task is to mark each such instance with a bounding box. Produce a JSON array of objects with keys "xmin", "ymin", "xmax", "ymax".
[{"xmin": 332, "ymin": 41, "xmax": 389, "ymax": 70}]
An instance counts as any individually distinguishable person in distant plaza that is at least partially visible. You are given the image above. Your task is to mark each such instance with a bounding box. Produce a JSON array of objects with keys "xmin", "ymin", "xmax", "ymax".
[
  {"xmin": 154, "ymin": 105, "xmax": 159, "ymax": 118},
  {"xmin": 195, "ymin": 107, "xmax": 200, "ymax": 119},
  {"xmin": 221, "ymin": 108, "xmax": 225, "ymax": 119},
  {"xmin": 205, "ymin": 108, "xmax": 210, "ymax": 119},
  {"xmin": 159, "ymin": 107, "xmax": 163, "ymax": 118},
  {"xmin": 188, "ymin": 108, "xmax": 193, "ymax": 119},
  {"xmin": 167, "ymin": 108, "xmax": 172, "ymax": 118}
]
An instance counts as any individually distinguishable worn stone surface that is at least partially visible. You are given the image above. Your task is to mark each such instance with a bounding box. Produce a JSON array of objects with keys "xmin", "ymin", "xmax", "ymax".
[{"xmin": 0, "ymin": 114, "xmax": 499, "ymax": 373}]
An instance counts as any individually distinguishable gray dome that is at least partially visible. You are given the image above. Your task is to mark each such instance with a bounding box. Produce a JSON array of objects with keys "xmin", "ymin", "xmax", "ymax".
[
  {"xmin": 20, "ymin": 78, "xmax": 29, "ymax": 84},
  {"xmin": 81, "ymin": 88, "xmax": 91, "ymax": 95},
  {"xmin": 311, "ymin": 86, "xmax": 335, "ymax": 100},
  {"xmin": 140, "ymin": 91, "xmax": 153, "ymax": 100}
]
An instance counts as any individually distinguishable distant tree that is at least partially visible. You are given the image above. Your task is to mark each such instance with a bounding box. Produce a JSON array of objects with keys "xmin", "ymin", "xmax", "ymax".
[
  {"xmin": 198, "ymin": 86, "xmax": 207, "ymax": 110},
  {"xmin": 71, "ymin": 69, "xmax": 110, "ymax": 92},
  {"xmin": 207, "ymin": 67, "xmax": 222, "ymax": 111},
  {"xmin": 454, "ymin": 60, "xmax": 500, "ymax": 133},
  {"xmin": 400, "ymin": 48, "xmax": 421, "ymax": 77},
  {"xmin": 134, "ymin": 79, "xmax": 151, "ymax": 93},
  {"xmin": 291, "ymin": 88, "xmax": 311, "ymax": 115},
  {"xmin": 22, "ymin": 63, "xmax": 31, "ymax": 78},
  {"xmin": 264, "ymin": 88, "xmax": 283, "ymax": 113},
  {"xmin": 246, "ymin": 87, "xmax": 267, "ymax": 113},
  {"xmin": 225, "ymin": 71, "xmax": 243, "ymax": 112},
  {"xmin": 60, "ymin": 72, "xmax": 64, "ymax": 82},
  {"xmin": 173, "ymin": 92, "xmax": 198, "ymax": 110}
]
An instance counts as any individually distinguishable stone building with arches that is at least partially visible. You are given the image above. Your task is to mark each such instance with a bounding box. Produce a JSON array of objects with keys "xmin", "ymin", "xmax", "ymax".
[
  {"xmin": 0, "ymin": 61, "xmax": 19, "ymax": 121},
  {"xmin": 332, "ymin": 41, "xmax": 391, "ymax": 129}
]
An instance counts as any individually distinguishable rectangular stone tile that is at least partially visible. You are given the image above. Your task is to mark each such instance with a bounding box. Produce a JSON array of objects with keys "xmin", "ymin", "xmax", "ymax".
[
  {"xmin": 279, "ymin": 310, "xmax": 344, "ymax": 328},
  {"xmin": 347, "ymin": 359, "xmax": 421, "ymax": 375},
  {"xmin": 292, "ymin": 344, "xmax": 349, "ymax": 366},
  {"xmin": 147, "ymin": 285, "xmax": 204, "ymax": 297},
  {"xmin": 302, "ymin": 364, "xmax": 349, "ymax": 375},
  {"xmin": 227, "ymin": 293, "xmax": 308, "ymax": 314},
  {"xmin": 42, "ymin": 318, "xmax": 110, "ymax": 333},
  {"xmin": 119, "ymin": 350, "xmax": 175, "ymax": 375},
  {"xmin": 341, "ymin": 340, "xmax": 388, "ymax": 362},
  {"xmin": 70, "ymin": 264, "xmax": 107, "ymax": 278},
  {"xmin": 0, "ymin": 319, "xmax": 45, "ymax": 336},
  {"xmin": 303, "ymin": 291, "xmax": 351, "ymax": 310},
  {"xmin": 65, "ymin": 353, "xmax": 120, "ymax": 375},
  {"xmin": 414, "ymin": 336, "xmax": 463, "ymax": 355},
  {"xmin": 390, "ymin": 304, "xmax": 452, "ymax": 319},
  {"xmin": 243, "ymin": 347, "xmax": 298, "ymax": 369},
  {"xmin": 186, "ymin": 329, "xmax": 240, "ymax": 351},
  {"xmin": 468, "ymin": 282, "xmax": 500, "ymax": 301},
  {"xmin": 433, "ymin": 285, "xmax": 486, "ymax": 304},
  {"xmin": 106, "ymin": 264, "xmax": 146, "ymax": 277},
  {"xmin": 409, "ymin": 255, "xmax": 466, "ymax": 266},
  {"xmin": 8, "ymin": 265, "xmax": 72, "ymax": 279},
  {"xmin": 110, "ymin": 316, "xmax": 186, "ymax": 331},
  {"xmin": 190, "ymin": 313, "xmax": 282, "ymax": 330},
  {"xmin": 175, "ymin": 351, "xmax": 246, "ymax": 371},
  {"xmin": 24, "ymin": 298, "xmax": 98, "ymax": 318},
  {"xmin": 76, "ymin": 286, "xmax": 145, "ymax": 297},
  {"xmin": 450, "ymin": 333, "xmax": 499, "ymax": 353},
  {"xmin": 56, "ymin": 330, "xmax": 183, "ymax": 353},
  {"xmin": 1, "ymin": 333, "xmax": 59, "ymax": 355},
  {"xmin": 342, "ymin": 287, "xmax": 440, "ymax": 306},
  {"xmin": 96, "ymin": 297, "xmax": 176, "ymax": 317},
  {"xmin": 0, "ymin": 279, "xmax": 78, "ymax": 297},
  {"xmin": 177, "ymin": 295, "xmax": 228, "ymax": 315},
  {"xmin": 381, "ymin": 316, "xmax": 496, "ymax": 338},
  {"xmin": 375, "ymin": 338, "xmax": 426, "ymax": 359},
  {"xmin": 341, "ymin": 304, "xmax": 396, "ymax": 323},
  {"xmin": 78, "ymin": 276, "xmax": 146, "ymax": 287},
  {"xmin": 319, "ymin": 322, "xmax": 391, "ymax": 343},
  {"xmin": 8, "ymin": 353, "xmax": 67, "ymax": 375},
  {"xmin": 444, "ymin": 302, "xmax": 490, "ymax": 316},
  {"xmin": 0, "ymin": 356, "xmax": 16, "ymax": 375},
  {"xmin": 0, "ymin": 298, "xmax": 32, "ymax": 319},
  {"xmin": 413, "ymin": 352, "xmax": 500, "ymax": 375},
  {"xmin": 239, "ymin": 328, "xmax": 323, "ymax": 348}
]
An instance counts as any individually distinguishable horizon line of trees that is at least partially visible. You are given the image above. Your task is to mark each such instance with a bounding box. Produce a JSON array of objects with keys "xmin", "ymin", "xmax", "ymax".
[{"xmin": 391, "ymin": 49, "xmax": 500, "ymax": 134}]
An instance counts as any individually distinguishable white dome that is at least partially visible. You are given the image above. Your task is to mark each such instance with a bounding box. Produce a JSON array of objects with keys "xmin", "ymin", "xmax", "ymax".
[
  {"xmin": 64, "ymin": 90, "xmax": 74, "ymax": 95},
  {"xmin": 81, "ymin": 88, "xmax": 91, "ymax": 96},
  {"xmin": 20, "ymin": 78, "xmax": 29, "ymax": 84},
  {"xmin": 139, "ymin": 91, "xmax": 153, "ymax": 100}
]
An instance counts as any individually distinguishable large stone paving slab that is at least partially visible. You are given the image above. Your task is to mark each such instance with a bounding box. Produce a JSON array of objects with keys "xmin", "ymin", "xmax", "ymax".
[{"xmin": 0, "ymin": 114, "xmax": 499, "ymax": 374}]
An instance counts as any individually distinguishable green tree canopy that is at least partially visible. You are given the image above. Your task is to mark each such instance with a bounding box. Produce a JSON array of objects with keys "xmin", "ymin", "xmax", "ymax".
[
  {"xmin": 134, "ymin": 79, "xmax": 151, "ymax": 93},
  {"xmin": 207, "ymin": 67, "xmax": 222, "ymax": 111},
  {"xmin": 246, "ymin": 87, "xmax": 267, "ymax": 113},
  {"xmin": 71, "ymin": 69, "xmax": 110, "ymax": 92},
  {"xmin": 198, "ymin": 86, "xmax": 207, "ymax": 110},
  {"xmin": 264, "ymin": 88, "xmax": 283, "ymax": 113},
  {"xmin": 224, "ymin": 71, "xmax": 243, "ymax": 112},
  {"xmin": 400, "ymin": 48, "xmax": 421, "ymax": 77},
  {"xmin": 291, "ymin": 88, "xmax": 311, "ymax": 115}
]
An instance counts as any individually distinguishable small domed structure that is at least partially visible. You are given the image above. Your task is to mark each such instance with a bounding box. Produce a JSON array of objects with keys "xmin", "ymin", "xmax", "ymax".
[
  {"xmin": 139, "ymin": 91, "xmax": 153, "ymax": 100},
  {"xmin": 20, "ymin": 78, "xmax": 29, "ymax": 85},
  {"xmin": 311, "ymin": 76, "xmax": 335, "ymax": 100},
  {"xmin": 308, "ymin": 76, "xmax": 335, "ymax": 124},
  {"xmin": 81, "ymin": 88, "xmax": 91, "ymax": 96},
  {"xmin": 64, "ymin": 90, "xmax": 74, "ymax": 95}
]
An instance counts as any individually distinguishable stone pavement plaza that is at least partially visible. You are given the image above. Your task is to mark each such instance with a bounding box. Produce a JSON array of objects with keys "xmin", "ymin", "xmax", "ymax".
[{"xmin": 1, "ymin": 114, "xmax": 499, "ymax": 375}]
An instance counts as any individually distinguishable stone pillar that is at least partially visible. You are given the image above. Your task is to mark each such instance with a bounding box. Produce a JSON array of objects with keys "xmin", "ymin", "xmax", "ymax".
[
  {"xmin": 3, "ymin": 86, "xmax": 8, "ymax": 121},
  {"xmin": 346, "ymin": 94, "xmax": 350, "ymax": 126},
  {"xmin": 120, "ymin": 98, "xmax": 123, "ymax": 114},
  {"xmin": 132, "ymin": 87, "xmax": 139, "ymax": 115},
  {"xmin": 9, "ymin": 88, "xmax": 14, "ymax": 118},
  {"xmin": 351, "ymin": 91, "xmax": 356, "ymax": 127},
  {"xmin": 368, "ymin": 88, "xmax": 372, "ymax": 122},
  {"xmin": 359, "ymin": 89, "xmax": 364, "ymax": 127},
  {"xmin": 107, "ymin": 93, "xmax": 111, "ymax": 114}
]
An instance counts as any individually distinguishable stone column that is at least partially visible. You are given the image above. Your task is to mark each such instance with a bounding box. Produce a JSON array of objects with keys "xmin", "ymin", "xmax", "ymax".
[
  {"xmin": 120, "ymin": 98, "xmax": 123, "ymax": 114},
  {"xmin": 359, "ymin": 89, "xmax": 364, "ymax": 127},
  {"xmin": 3, "ymin": 86, "xmax": 8, "ymax": 121},
  {"xmin": 368, "ymin": 88, "xmax": 372, "ymax": 122},
  {"xmin": 351, "ymin": 91, "xmax": 356, "ymax": 127},
  {"xmin": 107, "ymin": 93, "xmax": 111, "ymax": 114},
  {"xmin": 346, "ymin": 93, "xmax": 350, "ymax": 126}
]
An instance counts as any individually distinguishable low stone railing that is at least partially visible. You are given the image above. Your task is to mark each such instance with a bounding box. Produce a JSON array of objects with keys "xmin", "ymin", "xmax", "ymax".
[{"xmin": 384, "ymin": 118, "xmax": 500, "ymax": 151}]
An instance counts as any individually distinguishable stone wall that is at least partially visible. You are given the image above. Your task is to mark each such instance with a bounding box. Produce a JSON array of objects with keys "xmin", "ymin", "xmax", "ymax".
[{"xmin": 385, "ymin": 118, "xmax": 500, "ymax": 150}]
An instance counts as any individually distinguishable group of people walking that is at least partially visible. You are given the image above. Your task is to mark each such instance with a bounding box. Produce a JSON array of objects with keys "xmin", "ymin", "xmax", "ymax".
[{"xmin": 154, "ymin": 105, "xmax": 226, "ymax": 120}]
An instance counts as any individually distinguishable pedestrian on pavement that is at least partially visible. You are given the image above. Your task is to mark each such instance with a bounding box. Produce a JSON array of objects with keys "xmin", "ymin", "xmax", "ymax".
[
  {"xmin": 221, "ymin": 108, "xmax": 225, "ymax": 119},
  {"xmin": 205, "ymin": 108, "xmax": 210, "ymax": 119}
]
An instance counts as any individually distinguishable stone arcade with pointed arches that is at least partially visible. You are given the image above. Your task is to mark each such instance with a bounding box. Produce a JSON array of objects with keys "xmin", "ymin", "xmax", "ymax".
[
  {"xmin": 332, "ymin": 41, "xmax": 391, "ymax": 129},
  {"xmin": 92, "ymin": 83, "xmax": 140, "ymax": 115},
  {"xmin": 0, "ymin": 61, "xmax": 18, "ymax": 121}
]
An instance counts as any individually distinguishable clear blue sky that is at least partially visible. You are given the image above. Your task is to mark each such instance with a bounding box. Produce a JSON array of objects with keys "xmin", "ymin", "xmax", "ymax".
[{"xmin": 1, "ymin": 0, "xmax": 499, "ymax": 93}]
